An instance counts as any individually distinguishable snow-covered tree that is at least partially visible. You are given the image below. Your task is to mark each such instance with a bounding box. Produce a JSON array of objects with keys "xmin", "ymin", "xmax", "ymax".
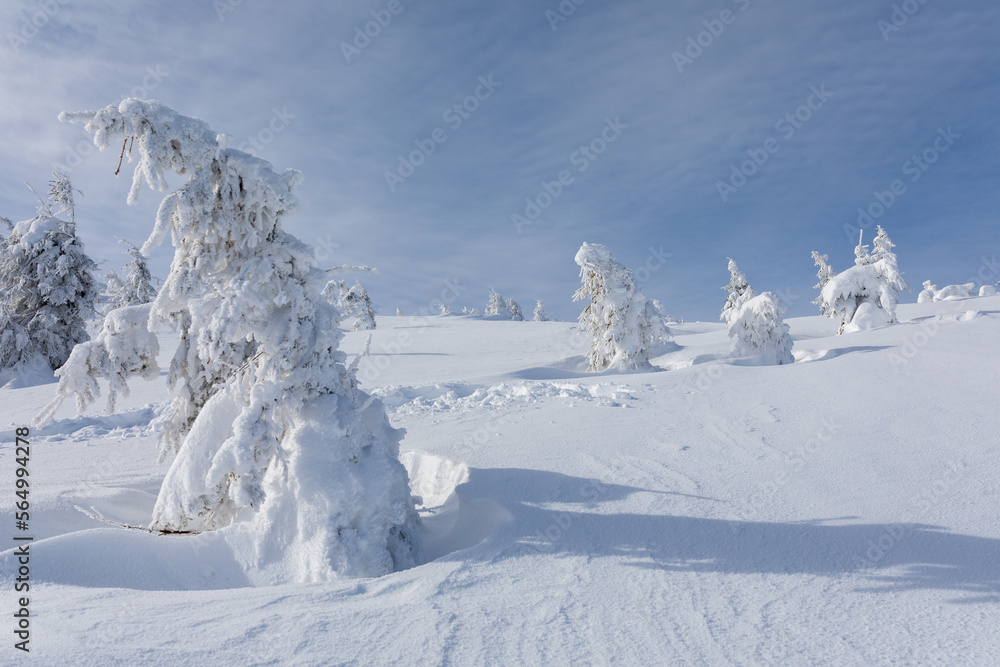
[
  {"xmin": 868, "ymin": 226, "xmax": 908, "ymax": 321},
  {"xmin": 854, "ymin": 230, "xmax": 871, "ymax": 266},
  {"xmin": 395, "ymin": 307, "xmax": 403, "ymax": 316},
  {"xmin": 36, "ymin": 303, "xmax": 160, "ymax": 421},
  {"xmin": 816, "ymin": 227, "xmax": 907, "ymax": 334},
  {"xmin": 811, "ymin": 251, "xmax": 835, "ymax": 316},
  {"xmin": 727, "ymin": 292, "xmax": 794, "ymax": 365},
  {"xmin": 720, "ymin": 258, "xmax": 757, "ymax": 325},
  {"xmin": 918, "ymin": 280, "xmax": 937, "ymax": 303},
  {"xmin": 345, "ymin": 281, "xmax": 376, "ymax": 331},
  {"xmin": 485, "ymin": 288, "xmax": 511, "ymax": 318},
  {"xmin": 104, "ymin": 237, "xmax": 157, "ymax": 311},
  {"xmin": 508, "ymin": 298, "xmax": 524, "ymax": 321},
  {"xmin": 0, "ymin": 174, "xmax": 98, "ymax": 372},
  {"xmin": 573, "ymin": 242, "xmax": 669, "ymax": 371},
  {"xmin": 54, "ymin": 99, "xmax": 418, "ymax": 581},
  {"xmin": 532, "ymin": 300, "xmax": 549, "ymax": 322},
  {"xmin": 324, "ymin": 279, "xmax": 376, "ymax": 331}
]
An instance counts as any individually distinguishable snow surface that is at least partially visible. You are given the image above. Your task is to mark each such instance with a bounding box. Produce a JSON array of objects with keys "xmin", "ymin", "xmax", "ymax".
[{"xmin": 2, "ymin": 297, "xmax": 1000, "ymax": 665}]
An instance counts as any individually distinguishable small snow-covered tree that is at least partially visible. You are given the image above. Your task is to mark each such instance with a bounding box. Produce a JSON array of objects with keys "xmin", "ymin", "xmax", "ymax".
[
  {"xmin": 485, "ymin": 288, "xmax": 511, "ymax": 318},
  {"xmin": 573, "ymin": 242, "xmax": 669, "ymax": 371},
  {"xmin": 811, "ymin": 251, "xmax": 834, "ymax": 315},
  {"xmin": 918, "ymin": 280, "xmax": 937, "ymax": 303},
  {"xmin": 104, "ymin": 237, "xmax": 158, "ymax": 311},
  {"xmin": 119, "ymin": 237, "xmax": 157, "ymax": 305},
  {"xmin": 532, "ymin": 300, "xmax": 549, "ymax": 322},
  {"xmin": 720, "ymin": 258, "xmax": 757, "ymax": 325},
  {"xmin": 728, "ymin": 292, "xmax": 794, "ymax": 365},
  {"xmin": 508, "ymin": 298, "xmax": 524, "ymax": 321},
  {"xmin": 323, "ymin": 279, "xmax": 376, "ymax": 331},
  {"xmin": 0, "ymin": 174, "xmax": 98, "ymax": 372},
  {"xmin": 816, "ymin": 227, "xmax": 907, "ymax": 333},
  {"xmin": 53, "ymin": 99, "xmax": 417, "ymax": 582},
  {"xmin": 868, "ymin": 226, "xmax": 908, "ymax": 321},
  {"xmin": 36, "ymin": 303, "xmax": 160, "ymax": 422},
  {"xmin": 345, "ymin": 281, "xmax": 376, "ymax": 331},
  {"xmin": 854, "ymin": 230, "xmax": 871, "ymax": 266},
  {"xmin": 395, "ymin": 307, "xmax": 403, "ymax": 316}
]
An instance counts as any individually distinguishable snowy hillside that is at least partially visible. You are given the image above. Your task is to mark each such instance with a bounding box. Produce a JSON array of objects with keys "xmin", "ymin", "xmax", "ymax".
[{"xmin": 2, "ymin": 295, "xmax": 999, "ymax": 665}]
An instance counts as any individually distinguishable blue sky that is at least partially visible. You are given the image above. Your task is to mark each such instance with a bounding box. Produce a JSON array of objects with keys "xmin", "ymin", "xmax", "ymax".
[{"xmin": 1, "ymin": 0, "xmax": 998, "ymax": 322}]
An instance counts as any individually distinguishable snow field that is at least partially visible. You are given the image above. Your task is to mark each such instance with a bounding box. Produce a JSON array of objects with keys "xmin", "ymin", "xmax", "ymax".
[{"xmin": 0, "ymin": 296, "xmax": 998, "ymax": 664}]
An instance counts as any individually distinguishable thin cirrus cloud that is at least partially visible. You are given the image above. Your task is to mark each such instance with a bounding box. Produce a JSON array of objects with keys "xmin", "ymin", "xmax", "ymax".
[{"xmin": 1, "ymin": 0, "xmax": 998, "ymax": 321}]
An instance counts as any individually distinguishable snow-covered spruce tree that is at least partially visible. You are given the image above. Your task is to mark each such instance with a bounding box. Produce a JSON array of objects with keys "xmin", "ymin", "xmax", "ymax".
[
  {"xmin": 396, "ymin": 307, "xmax": 403, "ymax": 316},
  {"xmin": 720, "ymin": 258, "xmax": 757, "ymax": 325},
  {"xmin": 485, "ymin": 288, "xmax": 511, "ymax": 318},
  {"xmin": 854, "ymin": 230, "xmax": 871, "ymax": 266},
  {"xmin": 727, "ymin": 292, "xmax": 794, "ymax": 365},
  {"xmin": 0, "ymin": 173, "xmax": 98, "ymax": 372},
  {"xmin": 345, "ymin": 281, "xmax": 376, "ymax": 331},
  {"xmin": 532, "ymin": 300, "xmax": 549, "ymax": 322},
  {"xmin": 573, "ymin": 242, "xmax": 669, "ymax": 371},
  {"xmin": 868, "ymin": 225, "xmax": 908, "ymax": 321},
  {"xmin": 36, "ymin": 303, "xmax": 160, "ymax": 422},
  {"xmin": 811, "ymin": 251, "xmax": 834, "ymax": 316},
  {"xmin": 58, "ymin": 99, "xmax": 418, "ymax": 581},
  {"xmin": 816, "ymin": 227, "xmax": 907, "ymax": 334},
  {"xmin": 113, "ymin": 237, "xmax": 157, "ymax": 307},
  {"xmin": 508, "ymin": 298, "xmax": 524, "ymax": 321}
]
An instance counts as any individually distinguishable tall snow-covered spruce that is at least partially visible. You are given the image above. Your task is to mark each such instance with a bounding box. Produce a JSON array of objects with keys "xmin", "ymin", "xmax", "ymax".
[
  {"xmin": 0, "ymin": 173, "xmax": 97, "ymax": 374},
  {"xmin": 58, "ymin": 99, "xmax": 419, "ymax": 583},
  {"xmin": 573, "ymin": 242, "xmax": 668, "ymax": 371}
]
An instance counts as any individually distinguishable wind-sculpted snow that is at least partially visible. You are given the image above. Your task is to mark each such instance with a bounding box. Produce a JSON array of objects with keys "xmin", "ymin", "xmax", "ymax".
[{"xmin": 373, "ymin": 380, "xmax": 639, "ymax": 414}]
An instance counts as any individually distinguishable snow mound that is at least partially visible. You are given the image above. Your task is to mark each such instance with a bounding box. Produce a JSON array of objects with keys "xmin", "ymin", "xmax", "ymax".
[
  {"xmin": 0, "ymin": 528, "xmax": 250, "ymax": 591},
  {"xmin": 841, "ymin": 301, "xmax": 891, "ymax": 334},
  {"xmin": 401, "ymin": 450, "xmax": 512, "ymax": 563}
]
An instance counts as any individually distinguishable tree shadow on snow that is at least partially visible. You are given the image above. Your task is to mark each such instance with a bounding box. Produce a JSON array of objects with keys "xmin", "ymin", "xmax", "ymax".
[{"xmin": 456, "ymin": 468, "xmax": 1000, "ymax": 603}]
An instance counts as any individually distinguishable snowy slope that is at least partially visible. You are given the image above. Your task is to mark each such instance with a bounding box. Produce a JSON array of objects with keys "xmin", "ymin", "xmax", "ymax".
[{"xmin": 1, "ymin": 296, "xmax": 999, "ymax": 665}]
